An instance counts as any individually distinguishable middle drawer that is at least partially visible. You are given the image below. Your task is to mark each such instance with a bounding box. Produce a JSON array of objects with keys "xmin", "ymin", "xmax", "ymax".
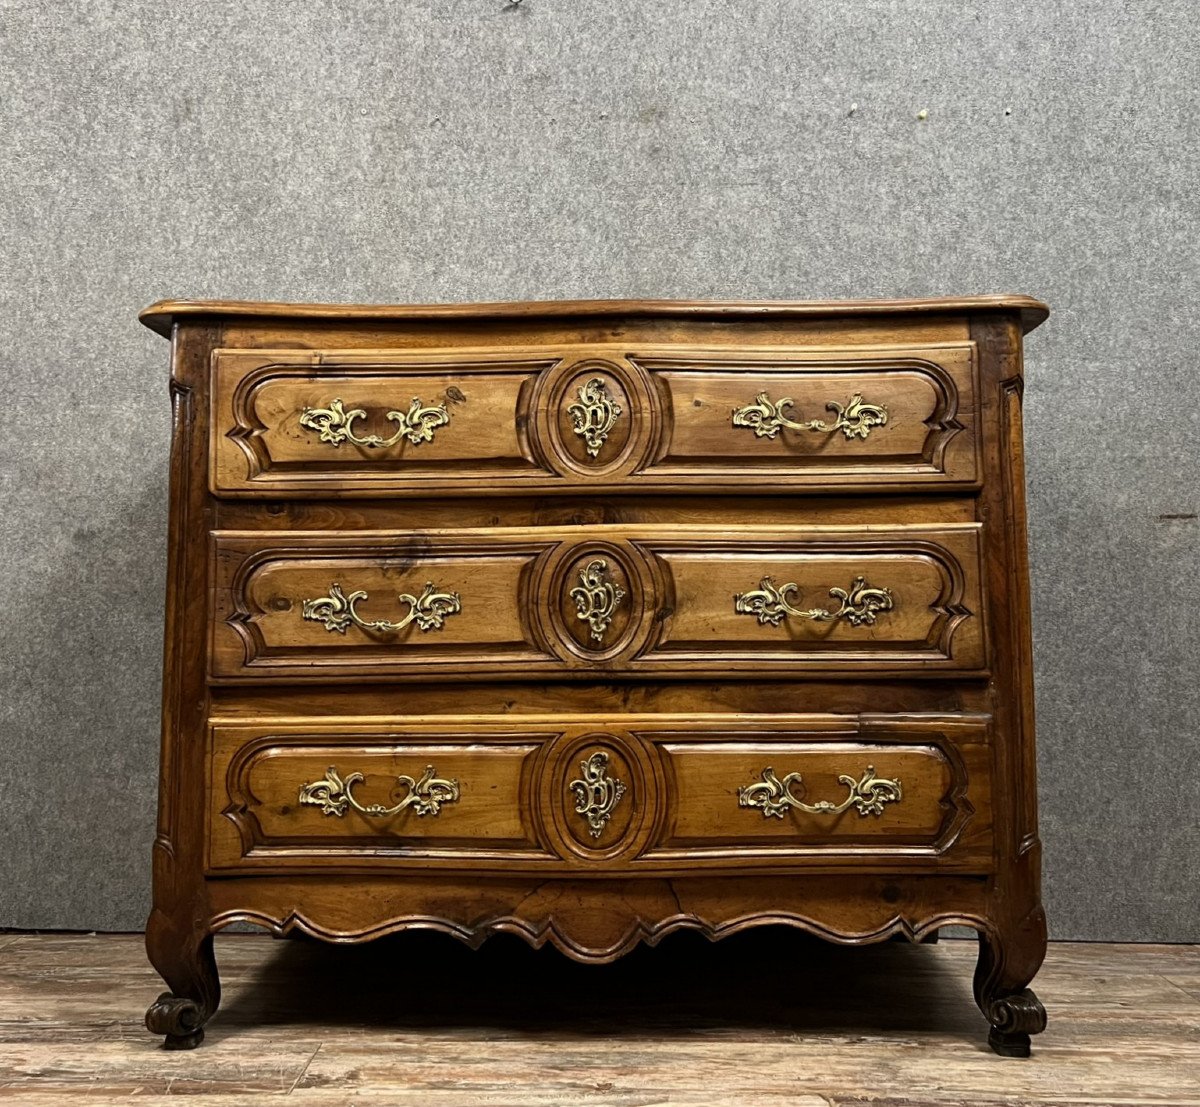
[{"xmin": 211, "ymin": 524, "xmax": 986, "ymax": 680}]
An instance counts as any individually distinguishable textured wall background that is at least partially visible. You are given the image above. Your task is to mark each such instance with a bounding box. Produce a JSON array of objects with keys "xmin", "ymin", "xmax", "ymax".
[{"xmin": 1, "ymin": 0, "xmax": 1197, "ymax": 940}]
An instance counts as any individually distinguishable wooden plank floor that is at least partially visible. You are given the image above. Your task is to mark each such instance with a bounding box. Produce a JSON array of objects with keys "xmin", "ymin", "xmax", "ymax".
[{"xmin": 1, "ymin": 931, "xmax": 1198, "ymax": 1105}]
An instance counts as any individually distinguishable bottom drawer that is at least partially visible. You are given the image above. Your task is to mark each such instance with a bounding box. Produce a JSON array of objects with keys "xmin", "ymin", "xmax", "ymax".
[
  {"xmin": 208, "ymin": 715, "xmax": 993, "ymax": 874},
  {"xmin": 649, "ymin": 739, "xmax": 974, "ymax": 861},
  {"xmin": 210, "ymin": 730, "xmax": 553, "ymax": 869}
]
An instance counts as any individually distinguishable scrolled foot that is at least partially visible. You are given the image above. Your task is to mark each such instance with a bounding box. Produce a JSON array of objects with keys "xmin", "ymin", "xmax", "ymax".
[
  {"xmin": 985, "ymin": 987, "xmax": 1046, "ymax": 1057},
  {"xmin": 145, "ymin": 991, "xmax": 207, "ymax": 1050}
]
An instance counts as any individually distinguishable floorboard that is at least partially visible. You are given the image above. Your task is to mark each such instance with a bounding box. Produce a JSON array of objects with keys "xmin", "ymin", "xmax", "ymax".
[{"xmin": 0, "ymin": 932, "xmax": 1197, "ymax": 1105}]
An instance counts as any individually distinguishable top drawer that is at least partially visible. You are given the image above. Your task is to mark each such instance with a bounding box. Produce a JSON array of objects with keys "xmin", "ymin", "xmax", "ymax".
[{"xmin": 211, "ymin": 343, "xmax": 979, "ymax": 497}]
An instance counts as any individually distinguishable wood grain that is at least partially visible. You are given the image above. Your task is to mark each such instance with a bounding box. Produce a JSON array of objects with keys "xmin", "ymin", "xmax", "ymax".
[
  {"xmin": 210, "ymin": 341, "xmax": 981, "ymax": 496},
  {"xmin": 209, "ymin": 727, "xmax": 548, "ymax": 870},
  {"xmin": 206, "ymin": 714, "xmax": 993, "ymax": 876},
  {"xmin": 209, "ymin": 523, "xmax": 987, "ymax": 680},
  {"xmin": 139, "ymin": 293, "xmax": 1051, "ymax": 336},
  {"xmin": 1, "ymin": 934, "xmax": 1196, "ymax": 1105},
  {"xmin": 142, "ymin": 297, "xmax": 1050, "ymax": 1055}
]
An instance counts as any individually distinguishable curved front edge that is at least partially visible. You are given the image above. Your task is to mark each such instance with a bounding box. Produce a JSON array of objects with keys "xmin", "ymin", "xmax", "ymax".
[
  {"xmin": 204, "ymin": 873, "xmax": 1045, "ymax": 1054},
  {"xmin": 205, "ymin": 873, "xmax": 988, "ymax": 963}
]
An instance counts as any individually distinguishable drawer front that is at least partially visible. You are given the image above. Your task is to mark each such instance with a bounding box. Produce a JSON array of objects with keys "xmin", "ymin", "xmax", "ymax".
[
  {"xmin": 211, "ymin": 533, "xmax": 558, "ymax": 678},
  {"xmin": 209, "ymin": 726, "xmax": 551, "ymax": 869},
  {"xmin": 211, "ymin": 343, "xmax": 978, "ymax": 496},
  {"xmin": 639, "ymin": 528, "xmax": 985, "ymax": 670},
  {"xmin": 207, "ymin": 716, "xmax": 992, "ymax": 874},
  {"xmin": 644, "ymin": 346, "xmax": 977, "ymax": 484},
  {"xmin": 211, "ymin": 525, "xmax": 986, "ymax": 680},
  {"xmin": 212, "ymin": 351, "xmax": 560, "ymax": 493},
  {"xmin": 652, "ymin": 740, "xmax": 970, "ymax": 859}
]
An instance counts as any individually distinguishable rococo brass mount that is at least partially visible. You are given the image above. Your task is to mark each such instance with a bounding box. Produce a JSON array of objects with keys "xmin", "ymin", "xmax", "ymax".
[
  {"xmin": 299, "ymin": 396, "xmax": 451, "ymax": 449},
  {"xmin": 299, "ymin": 765, "xmax": 460, "ymax": 818},
  {"xmin": 569, "ymin": 558, "xmax": 626, "ymax": 644},
  {"xmin": 738, "ymin": 765, "xmax": 903, "ymax": 819},
  {"xmin": 732, "ymin": 392, "xmax": 888, "ymax": 441},
  {"xmin": 568, "ymin": 750, "xmax": 626, "ymax": 839},
  {"xmin": 302, "ymin": 581, "xmax": 462, "ymax": 634},
  {"xmin": 734, "ymin": 575, "xmax": 893, "ymax": 627},
  {"xmin": 567, "ymin": 377, "xmax": 622, "ymax": 458}
]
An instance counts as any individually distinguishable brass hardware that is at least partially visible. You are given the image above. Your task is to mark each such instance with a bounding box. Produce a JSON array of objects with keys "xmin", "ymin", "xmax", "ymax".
[
  {"xmin": 302, "ymin": 581, "xmax": 462, "ymax": 634},
  {"xmin": 299, "ymin": 765, "xmax": 460, "ymax": 818},
  {"xmin": 567, "ymin": 377, "xmax": 622, "ymax": 457},
  {"xmin": 734, "ymin": 575, "xmax": 893, "ymax": 627},
  {"xmin": 738, "ymin": 765, "xmax": 902, "ymax": 819},
  {"xmin": 568, "ymin": 750, "xmax": 626, "ymax": 839},
  {"xmin": 569, "ymin": 558, "xmax": 626, "ymax": 644},
  {"xmin": 299, "ymin": 396, "xmax": 451, "ymax": 448},
  {"xmin": 732, "ymin": 392, "xmax": 887, "ymax": 441}
]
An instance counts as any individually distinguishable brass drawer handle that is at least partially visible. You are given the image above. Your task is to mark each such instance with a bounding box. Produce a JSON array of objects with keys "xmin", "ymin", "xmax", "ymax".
[
  {"xmin": 738, "ymin": 765, "xmax": 902, "ymax": 819},
  {"xmin": 569, "ymin": 751, "xmax": 626, "ymax": 839},
  {"xmin": 732, "ymin": 392, "xmax": 887, "ymax": 441},
  {"xmin": 300, "ymin": 765, "xmax": 460, "ymax": 818},
  {"xmin": 734, "ymin": 575, "xmax": 893, "ymax": 627},
  {"xmin": 299, "ymin": 396, "xmax": 451, "ymax": 448},
  {"xmin": 302, "ymin": 581, "xmax": 462, "ymax": 634},
  {"xmin": 568, "ymin": 377, "xmax": 622, "ymax": 458}
]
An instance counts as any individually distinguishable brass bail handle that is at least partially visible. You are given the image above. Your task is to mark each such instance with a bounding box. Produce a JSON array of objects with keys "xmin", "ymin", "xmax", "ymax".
[
  {"xmin": 299, "ymin": 396, "xmax": 452, "ymax": 449},
  {"xmin": 734, "ymin": 575, "xmax": 893, "ymax": 627},
  {"xmin": 738, "ymin": 765, "xmax": 903, "ymax": 820},
  {"xmin": 731, "ymin": 392, "xmax": 888, "ymax": 441},
  {"xmin": 299, "ymin": 765, "xmax": 460, "ymax": 819}
]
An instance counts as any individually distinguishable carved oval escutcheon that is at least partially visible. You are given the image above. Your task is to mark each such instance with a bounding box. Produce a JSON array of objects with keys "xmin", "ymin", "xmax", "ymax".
[
  {"xmin": 557, "ymin": 364, "xmax": 632, "ymax": 467},
  {"xmin": 538, "ymin": 543, "xmax": 653, "ymax": 663},
  {"xmin": 530, "ymin": 357, "xmax": 654, "ymax": 478},
  {"xmin": 540, "ymin": 731, "xmax": 658, "ymax": 862},
  {"xmin": 561, "ymin": 550, "xmax": 631, "ymax": 653}
]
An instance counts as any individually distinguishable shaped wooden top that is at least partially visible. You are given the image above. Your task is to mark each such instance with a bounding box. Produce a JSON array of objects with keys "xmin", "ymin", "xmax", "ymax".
[{"xmin": 139, "ymin": 294, "xmax": 1049, "ymax": 339}]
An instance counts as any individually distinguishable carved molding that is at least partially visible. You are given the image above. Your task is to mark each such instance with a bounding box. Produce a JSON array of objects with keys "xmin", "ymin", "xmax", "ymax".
[
  {"xmin": 533, "ymin": 540, "xmax": 657, "ymax": 665},
  {"xmin": 629, "ymin": 349, "xmax": 975, "ymax": 485},
  {"xmin": 219, "ymin": 355, "xmax": 559, "ymax": 488},
  {"xmin": 216, "ymin": 531, "xmax": 980, "ymax": 678},
  {"xmin": 209, "ymin": 904, "xmax": 996, "ymax": 964},
  {"xmin": 528, "ymin": 356, "xmax": 655, "ymax": 478},
  {"xmin": 635, "ymin": 533, "xmax": 980, "ymax": 670},
  {"xmin": 216, "ymin": 731, "xmax": 554, "ymax": 867},
  {"xmin": 217, "ymin": 346, "xmax": 982, "ymax": 493},
  {"xmin": 217, "ymin": 536, "xmax": 560, "ymax": 677}
]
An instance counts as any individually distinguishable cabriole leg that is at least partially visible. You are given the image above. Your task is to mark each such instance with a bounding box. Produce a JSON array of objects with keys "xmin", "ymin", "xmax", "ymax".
[
  {"xmin": 974, "ymin": 910, "xmax": 1048, "ymax": 1057},
  {"xmin": 144, "ymin": 909, "xmax": 220, "ymax": 1049}
]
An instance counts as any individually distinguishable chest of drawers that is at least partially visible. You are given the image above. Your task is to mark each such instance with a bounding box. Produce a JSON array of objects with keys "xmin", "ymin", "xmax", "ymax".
[{"xmin": 141, "ymin": 296, "xmax": 1048, "ymax": 1056}]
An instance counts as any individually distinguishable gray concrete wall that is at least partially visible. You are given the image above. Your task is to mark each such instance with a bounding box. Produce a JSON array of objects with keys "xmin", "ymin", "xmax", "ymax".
[{"xmin": 1, "ymin": 0, "xmax": 1196, "ymax": 940}]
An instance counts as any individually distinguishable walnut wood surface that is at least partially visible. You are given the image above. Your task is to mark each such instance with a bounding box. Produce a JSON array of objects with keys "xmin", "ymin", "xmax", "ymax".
[
  {"xmin": 206, "ymin": 714, "xmax": 993, "ymax": 875},
  {"xmin": 211, "ymin": 341, "xmax": 979, "ymax": 495},
  {"xmin": 140, "ymin": 293, "xmax": 1051, "ymax": 337},
  {"xmin": 143, "ymin": 298, "xmax": 1048, "ymax": 1055},
  {"xmin": 209, "ymin": 523, "xmax": 986, "ymax": 679}
]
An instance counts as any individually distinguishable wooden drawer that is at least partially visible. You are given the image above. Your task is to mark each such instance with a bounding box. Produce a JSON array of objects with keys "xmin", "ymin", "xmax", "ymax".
[
  {"xmin": 210, "ymin": 524, "xmax": 986, "ymax": 680},
  {"xmin": 207, "ymin": 715, "xmax": 993, "ymax": 874},
  {"xmin": 209, "ymin": 726, "xmax": 551, "ymax": 870},
  {"xmin": 211, "ymin": 342, "xmax": 978, "ymax": 496},
  {"xmin": 650, "ymin": 739, "xmax": 976, "ymax": 861}
]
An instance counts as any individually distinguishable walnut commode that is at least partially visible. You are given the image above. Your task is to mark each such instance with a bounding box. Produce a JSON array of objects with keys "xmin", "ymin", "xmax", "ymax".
[{"xmin": 141, "ymin": 296, "xmax": 1049, "ymax": 1056}]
